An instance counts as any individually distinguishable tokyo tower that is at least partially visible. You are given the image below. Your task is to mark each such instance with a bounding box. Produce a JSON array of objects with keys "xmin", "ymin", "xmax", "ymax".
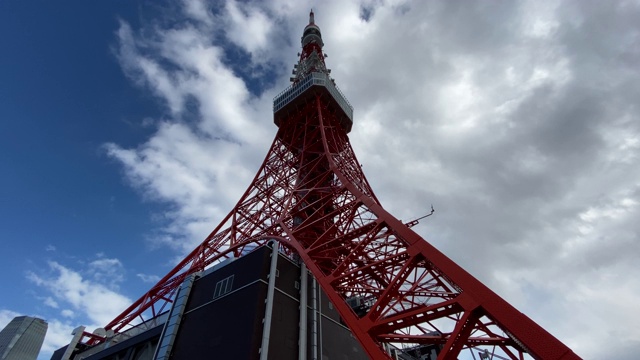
[{"xmin": 88, "ymin": 11, "xmax": 580, "ymax": 360}]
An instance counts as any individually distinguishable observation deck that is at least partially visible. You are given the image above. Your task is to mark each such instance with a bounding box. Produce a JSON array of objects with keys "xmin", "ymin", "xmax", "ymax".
[{"xmin": 273, "ymin": 71, "xmax": 353, "ymax": 133}]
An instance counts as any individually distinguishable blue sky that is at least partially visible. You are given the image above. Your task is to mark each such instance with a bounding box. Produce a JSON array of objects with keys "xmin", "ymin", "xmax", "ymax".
[
  {"xmin": 0, "ymin": 1, "xmax": 169, "ymax": 352},
  {"xmin": 0, "ymin": 2, "xmax": 163, "ymax": 287},
  {"xmin": 2, "ymin": 1, "xmax": 640, "ymax": 359}
]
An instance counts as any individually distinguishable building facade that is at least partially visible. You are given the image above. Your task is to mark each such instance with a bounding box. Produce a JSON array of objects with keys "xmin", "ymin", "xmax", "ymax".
[
  {"xmin": 0, "ymin": 316, "xmax": 48, "ymax": 360},
  {"xmin": 52, "ymin": 244, "xmax": 369, "ymax": 360}
]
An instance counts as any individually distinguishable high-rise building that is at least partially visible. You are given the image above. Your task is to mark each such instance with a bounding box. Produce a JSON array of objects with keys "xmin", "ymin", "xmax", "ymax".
[
  {"xmin": 0, "ymin": 316, "xmax": 48, "ymax": 360},
  {"xmin": 56, "ymin": 10, "xmax": 580, "ymax": 360}
]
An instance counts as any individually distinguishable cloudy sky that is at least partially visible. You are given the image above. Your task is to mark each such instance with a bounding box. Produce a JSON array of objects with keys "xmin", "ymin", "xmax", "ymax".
[{"xmin": 1, "ymin": 0, "xmax": 639, "ymax": 359}]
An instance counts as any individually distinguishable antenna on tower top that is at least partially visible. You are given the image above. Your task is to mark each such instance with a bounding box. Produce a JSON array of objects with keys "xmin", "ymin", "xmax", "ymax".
[{"xmin": 309, "ymin": 9, "xmax": 315, "ymax": 24}]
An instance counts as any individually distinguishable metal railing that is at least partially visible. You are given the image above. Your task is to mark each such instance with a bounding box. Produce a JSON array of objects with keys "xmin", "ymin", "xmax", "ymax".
[{"xmin": 273, "ymin": 72, "xmax": 353, "ymax": 121}]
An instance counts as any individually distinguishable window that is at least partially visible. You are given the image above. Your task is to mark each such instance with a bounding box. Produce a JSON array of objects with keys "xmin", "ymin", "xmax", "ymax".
[
  {"xmin": 294, "ymin": 281, "xmax": 300, "ymax": 290},
  {"xmin": 213, "ymin": 275, "xmax": 234, "ymax": 299}
]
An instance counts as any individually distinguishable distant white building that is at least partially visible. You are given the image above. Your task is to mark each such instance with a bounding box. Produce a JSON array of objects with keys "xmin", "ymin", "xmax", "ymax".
[{"xmin": 0, "ymin": 316, "xmax": 48, "ymax": 360}]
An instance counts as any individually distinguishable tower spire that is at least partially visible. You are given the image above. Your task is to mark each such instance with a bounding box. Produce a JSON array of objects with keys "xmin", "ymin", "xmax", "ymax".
[
  {"xmin": 290, "ymin": 10, "xmax": 330, "ymax": 86},
  {"xmin": 277, "ymin": 11, "xmax": 352, "ymax": 132}
]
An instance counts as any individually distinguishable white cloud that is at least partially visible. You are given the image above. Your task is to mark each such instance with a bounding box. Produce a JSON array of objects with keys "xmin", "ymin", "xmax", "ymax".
[
  {"xmin": 136, "ymin": 273, "xmax": 161, "ymax": 284},
  {"xmin": 43, "ymin": 297, "xmax": 59, "ymax": 309},
  {"xmin": 61, "ymin": 309, "xmax": 75, "ymax": 318},
  {"xmin": 89, "ymin": 258, "xmax": 123, "ymax": 270},
  {"xmin": 223, "ymin": 1, "xmax": 273, "ymax": 57},
  {"xmin": 107, "ymin": 8, "xmax": 281, "ymax": 253},
  {"xmin": 182, "ymin": 0, "xmax": 214, "ymax": 27},
  {"xmin": 105, "ymin": 1, "xmax": 640, "ymax": 358},
  {"xmin": 87, "ymin": 258, "xmax": 125, "ymax": 289},
  {"xmin": 28, "ymin": 261, "xmax": 132, "ymax": 326}
]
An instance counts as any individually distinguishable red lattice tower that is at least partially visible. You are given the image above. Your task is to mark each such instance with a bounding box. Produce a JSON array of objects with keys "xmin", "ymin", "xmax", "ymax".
[{"xmin": 96, "ymin": 11, "xmax": 581, "ymax": 360}]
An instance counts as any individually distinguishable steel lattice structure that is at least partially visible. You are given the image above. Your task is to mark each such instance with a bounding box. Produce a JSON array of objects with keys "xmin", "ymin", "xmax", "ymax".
[{"xmin": 93, "ymin": 11, "xmax": 580, "ymax": 360}]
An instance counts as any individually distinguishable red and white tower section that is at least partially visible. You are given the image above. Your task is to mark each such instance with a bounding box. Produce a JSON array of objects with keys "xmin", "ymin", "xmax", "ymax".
[{"xmin": 78, "ymin": 11, "xmax": 580, "ymax": 360}]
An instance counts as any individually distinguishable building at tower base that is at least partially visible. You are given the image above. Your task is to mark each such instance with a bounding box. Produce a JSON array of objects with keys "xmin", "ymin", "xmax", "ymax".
[
  {"xmin": 0, "ymin": 315, "xmax": 48, "ymax": 360},
  {"xmin": 51, "ymin": 244, "xmax": 373, "ymax": 360}
]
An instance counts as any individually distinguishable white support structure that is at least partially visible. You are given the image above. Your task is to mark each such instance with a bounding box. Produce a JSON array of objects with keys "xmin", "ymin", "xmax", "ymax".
[
  {"xmin": 259, "ymin": 241, "xmax": 279, "ymax": 360},
  {"xmin": 60, "ymin": 326, "xmax": 85, "ymax": 360},
  {"xmin": 311, "ymin": 278, "xmax": 319, "ymax": 360},
  {"xmin": 153, "ymin": 273, "xmax": 198, "ymax": 360},
  {"xmin": 298, "ymin": 262, "xmax": 308, "ymax": 360}
]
